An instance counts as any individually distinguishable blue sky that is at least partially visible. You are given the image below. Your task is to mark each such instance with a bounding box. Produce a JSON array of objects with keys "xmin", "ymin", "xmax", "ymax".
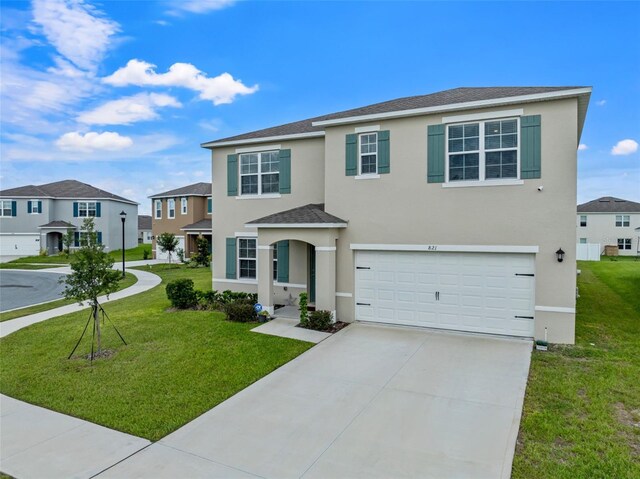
[{"xmin": 1, "ymin": 0, "xmax": 638, "ymax": 215}]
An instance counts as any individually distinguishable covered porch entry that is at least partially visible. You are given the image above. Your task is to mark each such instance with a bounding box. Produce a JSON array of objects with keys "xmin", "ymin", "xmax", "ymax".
[{"xmin": 39, "ymin": 221, "xmax": 75, "ymax": 255}]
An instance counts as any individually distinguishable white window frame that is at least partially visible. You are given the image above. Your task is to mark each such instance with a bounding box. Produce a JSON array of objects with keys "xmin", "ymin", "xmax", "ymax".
[
  {"xmin": 579, "ymin": 215, "xmax": 587, "ymax": 227},
  {"xmin": 78, "ymin": 201, "xmax": 96, "ymax": 218},
  {"xmin": 445, "ymin": 117, "xmax": 520, "ymax": 184},
  {"xmin": 239, "ymin": 150, "xmax": 280, "ymax": 196},
  {"xmin": 617, "ymin": 238, "xmax": 632, "ymax": 250},
  {"xmin": 579, "ymin": 238, "xmax": 587, "ymax": 244},
  {"xmin": 615, "ymin": 215, "xmax": 630, "ymax": 227},
  {"xmin": 29, "ymin": 200, "xmax": 41, "ymax": 214},
  {"xmin": 238, "ymin": 237, "xmax": 257, "ymax": 279},
  {"xmin": 154, "ymin": 200, "xmax": 162, "ymax": 219},
  {"xmin": 180, "ymin": 197, "xmax": 188, "ymax": 215},
  {"xmin": 167, "ymin": 198, "xmax": 175, "ymax": 219},
  {"xmin": 358, "ymin": 132, "xmax": 378, "ymax": 175},
  {"xmin": 0, "ymin": 200, "xmax": 13, "ymax": 217}
]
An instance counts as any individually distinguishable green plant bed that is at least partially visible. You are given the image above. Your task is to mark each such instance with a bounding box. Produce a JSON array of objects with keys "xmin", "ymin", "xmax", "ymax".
[
  {"xmin": 0, "ymin": 265, "xmax": 312, "ymax": 441},
  {"xmin": 0, "ymin": 272, "xmax": 137, "ymax": 322},
  {"xmin": 513, "ymin": 261, "xmax": 640, "ymax": 478}
]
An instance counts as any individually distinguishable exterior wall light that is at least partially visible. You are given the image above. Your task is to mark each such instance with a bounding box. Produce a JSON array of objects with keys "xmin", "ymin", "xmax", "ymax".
[{"xmin": 556, "ymin": 248, "xmax": 565, "ymax": 263}]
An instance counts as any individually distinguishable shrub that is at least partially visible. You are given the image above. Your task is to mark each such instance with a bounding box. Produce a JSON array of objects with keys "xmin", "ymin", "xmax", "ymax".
[
  {"xmin": 299, "ymin": 292, "xmax": 309, "ymax": 327},
  {"xmin": 307, "ymin": 310, "xmax": 333, "ymax": 331},
  {"xmin": 190, "ymin": 236, "xmax": 211, "ymax": 267},
  {"xmin": 176, "ymin": 248, "xmax": 185, "ymax": 263},
  {"xmin": 224, "ymin": 302, "xmax": 256, "ymax": 322},
  {"xmin": 143, "ymin": 248, "xmax": 150, "ymax": 260},
  {"xmin": 166, "ymin": 278, "xmax": 198, "ymax": 309}
]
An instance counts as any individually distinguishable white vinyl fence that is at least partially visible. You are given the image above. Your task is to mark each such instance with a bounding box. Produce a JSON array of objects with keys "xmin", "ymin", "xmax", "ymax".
[{"xmin": 577, "ymin": 243, "xmax": 601, "ymax": 261}]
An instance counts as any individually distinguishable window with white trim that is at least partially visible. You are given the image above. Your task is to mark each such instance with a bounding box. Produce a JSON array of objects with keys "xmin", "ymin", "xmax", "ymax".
[
  {"xmin": 154, "ymin": 200, "xmax": 162, "ymax": 219},
  {"xmin": 579, "ymin": 215, "xmax": 587, "ymax": 227},
  {"xmin": 447, "ymin": 118, "xmax": 518, "ymax": 182},
  {"xmin": 167, "ymin": 199, "xmax": 175, "ymax": 219},
  {"xmin": 579, "ymin": 238, "xmax": 587, "ymax": 244},
  {"xmin": 239, "ymin": 151, "xmax": 279, "ymax": 195},
  {"xmin": 0, "ymin": 200, "xmax": 12, "ymax": 217},
  {"xmin": 615, "ymin": 215, "xmax": 630, "ymax": 227},
  {"xmin": 78, "ymin": 201, "xmax": 96, "ymax": 217},
  {"xmin": 29, "ymin": 200, "xmax": 41, "ymax": 214},
  {"xmin": 181, "ymin": 197, "xmax": 188, "ymax": 215},
  {"xmin": 359, "ymin": 132, "xmax": 377, "ymax": 174},
  {"xmin": 618, "ymin": 238, "xmax": 631, "ymax": 250},
  {"xmin": 238, "ymin": 238, "xmax": 257, "ymax": 279}
]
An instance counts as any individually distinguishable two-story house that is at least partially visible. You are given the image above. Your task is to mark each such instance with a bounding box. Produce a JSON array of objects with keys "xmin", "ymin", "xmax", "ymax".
[
  {"xmin": 577, "ymin": 196, "xmax": 640, "ymax": 256},
  {"xmin": 0, "ymin": 179, "xmax": 138, "ymax": 256},
  {"xmin": 149, "ymin": 182, "xmax": 212, "ymax": 259},
  {"xmin": 203, "ymin": 86, "xmax": 592, "ymax": 344}
]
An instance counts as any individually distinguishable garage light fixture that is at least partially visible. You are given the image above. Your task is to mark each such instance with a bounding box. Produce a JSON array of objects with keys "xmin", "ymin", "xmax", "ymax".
[{"xmin": 556, "ymin": 248, "xmax": 565, "ymax": 263}]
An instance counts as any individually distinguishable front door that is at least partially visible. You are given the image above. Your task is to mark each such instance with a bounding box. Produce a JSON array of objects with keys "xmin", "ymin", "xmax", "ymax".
[{"xmin": 308, "ymin": 245, "xmax": 316, "ymax": 303}]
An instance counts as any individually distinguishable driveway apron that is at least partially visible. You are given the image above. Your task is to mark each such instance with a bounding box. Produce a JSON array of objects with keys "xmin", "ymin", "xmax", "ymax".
[{"xmin": 98, "ymin": 323, "xmax": 532, "ymax": 479}]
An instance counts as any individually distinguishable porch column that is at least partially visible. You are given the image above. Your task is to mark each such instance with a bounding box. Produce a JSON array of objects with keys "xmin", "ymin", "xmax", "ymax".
[
  {"xmin": 315, "ymin": 246, "xmax": 336, "ymax": 320},
  {"xmin": 257, "ymin": 244, "xmax": 274, "ymax": 315}
]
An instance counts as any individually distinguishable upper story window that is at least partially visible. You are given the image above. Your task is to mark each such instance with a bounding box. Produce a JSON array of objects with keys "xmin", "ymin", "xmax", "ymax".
[
  {"xmin": 447, "ymin": 118, "xmax": 518, "ymax": 182},
  {"xmin": 207, "ymin": 197, "xmax": 212, "ymax": 214},
  {"xmin": 154, "ymin": 200, "xmax": 162, "ymax": 219},
  {"xmin": 167, "ymin": 199, "xmax": 176, "ymax": 219},
  {"xmin": 0, "ymin": 200, "xmax": 14, "ymax": 217},
  {"xmin": 78, "ymin": 201, "xmax": 97, "ymax": 217},
  {"xmin": 29, "ymin": 200, "xmax": 42, "ymax": 214},
  {"xmin": 359, "ymin": 132, "xmax": 378, "ymax": 175},
  {"xmin": 180, "ymin": 197, "xmax": 188, "ymax": 215},
  {"xmin": 238, "ymin": 238, "xmax": 257, "ymax": 279},
  {"xmin": 579, "ymin": 215, "xmax": 587, "ymax": 227},
  {"xmin": 579, "ymin": 238, "xmax": 587, "ymax": 244},
  {"xmin": 240, "ymin": 151, "xmax": 279, "ymax": 195},
  {"xmin": 615, "ymin": 215, "xmax": 630, "ymax": 227}
]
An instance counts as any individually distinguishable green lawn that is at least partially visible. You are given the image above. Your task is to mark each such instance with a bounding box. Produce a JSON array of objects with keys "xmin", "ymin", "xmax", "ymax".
[
  {"xmin": 0, "ymin": 264, "xmax": 312, "ymax": 441},
  {"xmin": 7, "ymin": 244, "xmax": 152, "ymax": 265},
  {"xmin": 0, "ymin": 264, "xmax": 61, "ymax": 270},
  {"xmin": 513, "ymin": 260, "xmax": 640, "ymax": 478},
  {"xmin": 0, "ymin": 272, "xmax": 137, "ymax": 322}
]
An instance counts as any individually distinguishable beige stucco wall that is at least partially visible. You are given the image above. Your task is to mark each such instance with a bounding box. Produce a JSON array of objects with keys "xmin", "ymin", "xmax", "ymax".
[
  {"xmin": 151, "ymin": 196, "xmax": 210, "ymax": 258},
  {"xmin": 577, "ymin": 213, "xmax": 640, "ymax": 255}
]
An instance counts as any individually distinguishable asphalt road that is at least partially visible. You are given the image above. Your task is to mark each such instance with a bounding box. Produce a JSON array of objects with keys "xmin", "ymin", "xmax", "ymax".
[{"xmin": 0, "ymin": 271, "xmax": 67, "ymax": 312}]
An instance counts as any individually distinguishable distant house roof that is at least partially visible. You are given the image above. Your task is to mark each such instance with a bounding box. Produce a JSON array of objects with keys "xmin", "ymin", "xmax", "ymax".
[
  {"xmin": 181, "ymin": 219, "xmax": 212, "ymax": 231},
  {"xmin": 149, "ymin": 182, "xmax": 212, "ymax": 199},
  {"xmin": 246, "ymin": 204, "xmax": 347, "ymax": 227},
  {"xmin": 578, "ymin": 197, "xmax": 640, "ymax": 213},
  {"xmin": 203, "ymin": 86, "xmax": 591, "ymax": 147},
  {"xmin": 0, "ymin": 180, "xmax": 137, "ymax": 205},
  {"xmin": 39, "ymin": 221, "xmax": 75, "ymax": 229},
  {"xmin": 138, "ymin": 215, "xmax": 152, "ymax": 230}
]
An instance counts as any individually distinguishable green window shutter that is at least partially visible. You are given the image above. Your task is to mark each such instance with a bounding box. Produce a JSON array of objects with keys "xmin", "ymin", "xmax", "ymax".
[
  {"xmin": 227, "ymin": 154, "xmax": 238, "ymax": 196},
  {"xmin": 95, "ymin": 202, "xmax": 101, "ymax": 217},
  {"xmin": 427, "ymin": 124, "xmax": 446, "ymax": 183},
  {"xmin": 11, "ymin": 201, "xmax": 17, "ymax": 217},
  {"xmin": 27, "ymin": 201, "xmax": 32, "ymax": 214},
  {"xmin": 521, "ymin": 115, "xmax": 541, "ymax": 179},
  {"xmin": 279, "ymin": 149, "xmax": 291, "ymax": 194},
  {"xmin": 38, "ymin": 201, "xmax": 42, "ymax": 213},
  {"xmin": 345, "ymin": 134, "xmax": 357, "ymax": 176},
  {"xmin": 377, "ymin": 130, "xmax": 390, "ymax": 174},
  {"xmin": 276, "ymin": 240, "xmax": 289, "ymax": 283},
  {"xmin": 225, "ymin": 237, "xmax": 237, "ymax": 279},
  {"xmin": 74, "ymin": 232, "xmax": 80, "ymax": 247},
  {"xmin": 97, "ymin": 232, "xmax": 102, "ymax": 245},
  {"xmin": 207, "ymin": 197, "xmax": 212, "ymax": 213},
  {"xmin": 73, "ymin": 202, "xmax": 78, "ymax": 217}
]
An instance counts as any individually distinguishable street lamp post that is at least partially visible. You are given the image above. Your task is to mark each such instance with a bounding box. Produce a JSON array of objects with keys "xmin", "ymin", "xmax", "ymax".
[{"xmin": 119, "ymin": 211, "xmax": 127, "ymax": 278}]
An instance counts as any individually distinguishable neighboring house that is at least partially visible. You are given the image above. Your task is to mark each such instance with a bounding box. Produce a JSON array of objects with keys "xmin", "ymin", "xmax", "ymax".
[
  {"xmin": 0, "ymin": 179, "xmax": 138, "ymax": 256},
  {"xmin": 148, "ymin": 182, "xmax": 212, "ymax": 259},
  {"xmin": 138, "ymin": 215, "xmax": 152, "ymax": 244},
  {"xmin": 577, "ymin": 197, "xmax": 640, "ymax": 256},
  {"xmin": 203, "ymin": 86, "xmax": 592, "ymax": 344}
]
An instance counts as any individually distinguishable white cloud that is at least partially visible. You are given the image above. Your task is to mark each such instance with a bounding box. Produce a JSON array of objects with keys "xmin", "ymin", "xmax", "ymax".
[
  {"xmin": 596, "ymin": 100, "xmax": 606, "ymax": 106},
  {"xmin": 611, "ymin": 139, "xmax": 638, "ymax": 156},
  {"xmin": 55, "ymin": 131, "xmax": 133, "ymax": 151},
  {"xmin": 77, "ymin": 93, "xmax": 182, "ymax": 125},
  {"xmin": 578, "ymin": 144, "xmax": 588, "ymax": 151},
  {"xmin": 166, "ymin": 0, "xmax": 235, "ymax": 15},
  {"xmin": 104, "ymin": 59, "xmax": 258, "ymax": 105},
  {"xmin": 31, "ymin": 0, "xmax": 119, "ymax": 72}
]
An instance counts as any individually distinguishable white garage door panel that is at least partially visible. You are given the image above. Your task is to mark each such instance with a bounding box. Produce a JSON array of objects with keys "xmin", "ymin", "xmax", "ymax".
[
  {"xmin": 0, "ymin": 235, "xmax": 40, "ymax": 256},
  {"xmin": 156, "ymin": 236, "xmax": 185, "ymax": 260},
  {"xmin": 355, "ymin": 251, "xmax": 535, "ymax": 338}
]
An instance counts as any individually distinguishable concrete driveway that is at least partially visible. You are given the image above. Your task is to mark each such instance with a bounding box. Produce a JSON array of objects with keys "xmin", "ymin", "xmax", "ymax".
[
  {"xmin": 99, "ymin": 324, "xmax": 531, "ymax": 479},
  {"xmin": 0, "ymin": 270, "xmax": 66, "ymax": 312}
]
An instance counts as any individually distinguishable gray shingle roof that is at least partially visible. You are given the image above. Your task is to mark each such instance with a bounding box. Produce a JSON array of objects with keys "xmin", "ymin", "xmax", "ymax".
[
  {"xmin": 138, "ymin": 215, "xmax": 152, "ymax": 230},
  {"xmin": 204, "ymin": 86, "xmax": 587, "ymax": 145},
  {"xmin": 149, "ymin": 182, "xmax": 212, "ymax": 199},
  {"xmin": 247, "ymin": 204, "xmax": 347, "ymax": 225},
  {"xmin": 39, "ymin": 220, "xmax": 75, "ymax": 228},
  {"xmin": 0, "ymin": 180, "xmax": 136, "ymax": 204},
  {"xmin": 578, "ymin": 197, "xmax": 640, "ymax": 213},
  {"xmin": 181, "ymin": 219, "xmax": 212, "ymax": 231}
]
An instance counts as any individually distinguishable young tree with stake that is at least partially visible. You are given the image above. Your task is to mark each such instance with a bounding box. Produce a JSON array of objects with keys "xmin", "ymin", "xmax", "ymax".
[{"xmin": 156, "ymin": 232, "xmax": 179, "ymax": 263}]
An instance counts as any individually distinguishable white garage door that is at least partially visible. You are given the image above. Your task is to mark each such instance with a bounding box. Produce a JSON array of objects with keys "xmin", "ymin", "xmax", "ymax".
[
  {"xmin": 355, "ymin": 251, "xmax": 535, "ymax": 337},
  {"xmin": 156, "ymin": 236, "xmax": 185, "ymax": 260},
  {"xmin": 0, "ymin": 234, "xmax": 41, "ymax": 257}
]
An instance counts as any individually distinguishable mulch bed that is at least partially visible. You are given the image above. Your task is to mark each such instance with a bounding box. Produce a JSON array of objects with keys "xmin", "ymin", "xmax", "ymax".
[{"xmin": 296, "ymin": 321, "xmax": 350, "ymax": 334}]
